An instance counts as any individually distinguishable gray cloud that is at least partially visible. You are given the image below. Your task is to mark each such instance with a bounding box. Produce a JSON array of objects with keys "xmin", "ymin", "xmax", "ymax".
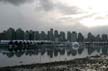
[
  {"xmin": 0, "ymin": 0, "xmax": 54, "ymax": 11},
  {"xmin": 0, "ymin": 0, "xmax": 80, "ymax": 15},
  {"xmin": 0, "ymin": 0, "xmax": 34, "ymax": 5},
  {"xmin": 38, "ymin": 0, "xmax": 53, "ymax": 11},
  {"xmin": 55, "ymin": 3, "xmax": 81, "ymax": 15},
  {"xmin": 36, "ymin": 0, "xmax": 80, "ymax": 15}
]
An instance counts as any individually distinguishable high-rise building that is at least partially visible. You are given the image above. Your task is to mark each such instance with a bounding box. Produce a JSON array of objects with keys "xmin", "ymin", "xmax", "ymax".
[
  {"xmin": 40, "ymin": 31, "xmax": 46, "ymax": 40},
  {"xmin": 77, "ymin": 32, "xmax": 84, "ymax": 42},
  {"xmin": 87, "ymin": 32, "xmax": 95, "ymax": 42},
  {"xmin": 16, "ymin": 28, "xmax": 24, "ymax": 40},
  {"xmin": 6, "ymin": 28, "xmax": 16, "ymax": 40},
  {"xmin": 67, "ymin": 31, "xmax": 71, "ymax": 41},
  {"xmin": 48, "ymin": 28, "xmax": 54, "ymax": 41},
  {"xmin": 54, "ymin": 30, "xmax": 59, "ymax": 41},
  {"xmin": 29, "ymin": 30, "xmax": 34, "ymax": 40},
  {"xmin": 71, "ymin": 31, "xmax": 77, "ymax": 42},
  {"xmin": 101, "ymin": 34, "xmax": 108, "ymax": 41},
  {"xmin": 24, "ymin": 31, "xmax": 30, "ymax": 40},
  {"xmin": 34, "ymin": 31, "xmax": 40, "ymax": 40},
  {"xmin": 95, "ymin": 34, "xmax": 101, "ymax": 41},
  {"xmin": 59, "ymin": 31, "xmax": 66, "ymax": 41}
]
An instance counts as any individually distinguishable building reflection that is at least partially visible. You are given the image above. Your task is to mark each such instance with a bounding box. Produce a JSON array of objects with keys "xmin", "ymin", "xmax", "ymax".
[{"xmin": 1, "ymin": 43, "xmax": 108, "ymax": 58}]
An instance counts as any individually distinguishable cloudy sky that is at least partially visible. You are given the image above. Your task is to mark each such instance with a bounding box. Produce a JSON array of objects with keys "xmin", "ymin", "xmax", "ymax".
[{"xmin": 0, "ymin": 0, "xmax": 108, "ymax": 34}]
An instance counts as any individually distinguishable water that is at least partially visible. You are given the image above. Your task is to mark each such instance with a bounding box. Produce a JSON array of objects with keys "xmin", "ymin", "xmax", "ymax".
[{"xmin": 0, "ymin": 45, "xmax": 103, "ymax": 67}]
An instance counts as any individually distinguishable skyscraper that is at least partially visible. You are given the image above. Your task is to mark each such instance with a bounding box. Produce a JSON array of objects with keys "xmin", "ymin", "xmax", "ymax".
[
  {"xmin": 67, "ymin": 31, "xmax": 71, "ymax": 41},
  {"xmin": 71, "ymin": 31, "xmax": 77, "ymax": 42}
]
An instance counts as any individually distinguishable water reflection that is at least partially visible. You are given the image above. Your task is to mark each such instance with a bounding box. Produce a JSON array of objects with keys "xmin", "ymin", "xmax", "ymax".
[
  {"xmin": 1, "ymin": 45, "xmax": 105, "ymax": 58},
  {"xmin": 0, "ymin": 42, "xmax": 108, "ymax": 67}
]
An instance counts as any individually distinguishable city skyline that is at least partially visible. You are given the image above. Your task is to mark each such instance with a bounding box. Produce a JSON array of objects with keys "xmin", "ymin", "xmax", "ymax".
[{"xmin": 0, "ymin": 27, "xmax": 108, "ymax": 42}]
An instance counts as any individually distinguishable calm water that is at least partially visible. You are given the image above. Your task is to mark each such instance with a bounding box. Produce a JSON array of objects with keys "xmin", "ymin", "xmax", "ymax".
[{"xmin": 0, "ymin": 44, "xmax": 104, "ymax": 67}]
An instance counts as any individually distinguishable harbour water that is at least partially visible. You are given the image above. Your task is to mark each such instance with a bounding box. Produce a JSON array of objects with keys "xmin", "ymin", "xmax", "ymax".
[{"xmin": 0, "ymin": 43, "xmax": 102, "ymax": 67}]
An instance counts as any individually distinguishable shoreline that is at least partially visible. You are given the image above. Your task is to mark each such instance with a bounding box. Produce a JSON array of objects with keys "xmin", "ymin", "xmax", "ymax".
[{"xmin": 1, "ymin": 55, "xmax": 108, "ymax": 71}]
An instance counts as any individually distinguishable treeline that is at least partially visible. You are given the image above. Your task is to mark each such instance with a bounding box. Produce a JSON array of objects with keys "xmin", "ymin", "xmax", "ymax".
[{"xmin": 0, "ymin": 27, "xmax": 108, "ymax": 42}]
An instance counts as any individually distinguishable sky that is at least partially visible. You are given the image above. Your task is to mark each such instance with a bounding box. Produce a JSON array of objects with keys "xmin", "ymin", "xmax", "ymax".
[{"xmin": 0, "ymin": 0, "xmax": 108, "ymax": 34}]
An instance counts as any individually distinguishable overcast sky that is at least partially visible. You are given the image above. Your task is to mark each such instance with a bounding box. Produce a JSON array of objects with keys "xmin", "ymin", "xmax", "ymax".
[{"xmin": 0, "ymin": 0, "xmax": 108, "ymax": 34}]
